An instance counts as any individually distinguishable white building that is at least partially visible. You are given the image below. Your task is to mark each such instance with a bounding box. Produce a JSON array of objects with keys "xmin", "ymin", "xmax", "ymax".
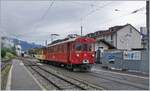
[
  {"xmin": 95, "ymin": 39, "xmax": 116, "ymax": 51},
  {"xmin": 86, "ymin": 24, "xmax": 142, "ymax": 50},
  {"xmin": 15, "ymin": 44, "xmax": 22, "ymax": 56}
]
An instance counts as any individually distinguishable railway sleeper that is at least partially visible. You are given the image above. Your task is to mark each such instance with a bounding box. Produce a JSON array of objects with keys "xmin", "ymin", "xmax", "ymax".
[
  {"xmin": 39, "ymin": 66, "xmax": 103, "ymax": 90},
  {"xmin": 23, "ymin": 59, "xmax": 103, "ymax": 90}
]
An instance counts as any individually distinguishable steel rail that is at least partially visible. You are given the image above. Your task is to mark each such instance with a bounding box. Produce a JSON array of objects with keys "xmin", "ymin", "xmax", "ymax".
[
  {"xmin": 23, "ymin": 59, "xmax": 103, "ymax": 90},
  {"xmin": 38, "ymin": 65, "xmax": 103, "ymax": 90},
  {"xmin": 29, "ymin": 66, "xmax": 63, "ymax": 90},
  {"xmin": 24, "ymin": 60, "xmax": 85, "ymax": 90},
  {"xmin": 34, "ymin": 66, "xmax": 86, "ymax": 90}
]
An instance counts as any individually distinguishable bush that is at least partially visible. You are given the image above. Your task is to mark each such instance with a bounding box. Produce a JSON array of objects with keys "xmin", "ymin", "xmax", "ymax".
[
  {"xmin": 1, "ymin": 47, "xmax": 16, "ymax": 59},
  {"xmin": 5, "ymin": 52, "xmax": 15, "ymax": 60},
  {"xmin": 1, "ymin": 48, "xmax": 6, "ymax": 58}
]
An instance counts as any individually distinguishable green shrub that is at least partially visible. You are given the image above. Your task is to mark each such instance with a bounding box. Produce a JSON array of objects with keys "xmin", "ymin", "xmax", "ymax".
[
  {"xmin": 1, "ymin": 47, "xmax": 16, "ymax": 59},
  {"xmin": 5, "ymin": 52, "xmax": 15, "ymax": 60},
  {"xmin": 1, "ymin": 48, "xmax": 6, "ymax": 58}
]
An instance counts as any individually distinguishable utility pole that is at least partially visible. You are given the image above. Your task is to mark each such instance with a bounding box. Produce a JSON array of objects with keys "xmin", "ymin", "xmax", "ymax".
[
  {"xmin": 146, "ymin": 1, "xmax": 149, "ymax": 52},
  {"xmin": 81, "ymin": 26, "xmax": 83, "ymax": 36}
]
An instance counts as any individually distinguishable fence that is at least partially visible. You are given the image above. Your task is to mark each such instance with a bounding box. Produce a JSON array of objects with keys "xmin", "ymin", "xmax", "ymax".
[{"xmin": 100, "ymin": 50, "xmax": 149, "ymax": 73}]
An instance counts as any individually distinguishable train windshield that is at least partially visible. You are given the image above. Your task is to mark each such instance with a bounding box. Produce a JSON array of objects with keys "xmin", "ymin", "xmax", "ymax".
[{"xmin": 75, "ymin": 43, "xmax": 92, "ymax": 51}]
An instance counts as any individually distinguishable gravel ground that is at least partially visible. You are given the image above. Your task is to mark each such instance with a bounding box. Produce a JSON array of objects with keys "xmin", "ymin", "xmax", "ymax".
[
  {"xmin": 23, "ymin": 58, "xmax": 149, "ymax": 90},
  {"xmin": 40, "ymin": 64, "xmax": 147, "ymax": 90},
  {"xmin": 23, "ymin": 60, "xmax": 103, "ymax": 90},
  {"xmin": 26, "ymin": 66, "xmax": 58, "ymax": 90}
]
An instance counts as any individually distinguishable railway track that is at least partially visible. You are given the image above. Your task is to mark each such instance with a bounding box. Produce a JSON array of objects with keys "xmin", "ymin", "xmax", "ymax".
[
  {"xmin": 40, "ymin": 62, "xmax": 148, "ymax": 90},
  {"xmin": 22, "ymin": 59, "xmax": 103, "ymax": 90},
  {"xmin": 30, "ymin": 66, "xmax": 84, "ymax": 90},
  {"xmin": 22, "ymin": 58, "xmax": 149, "ymax": 90},
  {"xmin": 57, "ymin": 69, "xmax": 148, "ymax": 90}
]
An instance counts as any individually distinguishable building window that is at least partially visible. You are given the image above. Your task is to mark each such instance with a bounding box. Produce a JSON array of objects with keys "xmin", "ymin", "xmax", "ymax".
[
  {"xmin": 130, "ymin": 27, "xmax": 132, "ymax": 33},
  {"xmin": 111, "ymin": 35, "xmax": 113, "ymax": 40}
]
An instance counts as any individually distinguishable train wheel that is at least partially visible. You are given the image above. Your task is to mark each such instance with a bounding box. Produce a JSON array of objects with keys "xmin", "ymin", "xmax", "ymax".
[
  {"xmin": 39, "ymin": 59, "xmax": 42, "ymax": 63},
  {"xmin": 66, "ymin": 64, "xmax": 73, "ymax": 71},
  {"xmin": 72, "ymin": 68, "xmax": 75, "ymax": 71}
]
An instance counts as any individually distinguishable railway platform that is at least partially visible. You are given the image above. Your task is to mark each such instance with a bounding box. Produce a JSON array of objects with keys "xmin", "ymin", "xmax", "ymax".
[{"xmin": 6, "ymin": 59, "xmax": 44, "ymax": 90}]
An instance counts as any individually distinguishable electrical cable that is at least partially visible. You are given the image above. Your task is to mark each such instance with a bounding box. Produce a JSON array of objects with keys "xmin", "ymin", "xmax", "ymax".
[{"xmin": 40, "ymin": 0, "xmax": 55, "ymax": 21}]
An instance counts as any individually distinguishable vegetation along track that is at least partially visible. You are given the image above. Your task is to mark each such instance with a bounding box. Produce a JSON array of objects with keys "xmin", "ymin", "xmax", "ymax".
[
  {"xmin": 22, "ymin": 59, "xmax": 104, "ymax": 90},
  {"xmin": 1, "ymin": 60, "xmax": 12, "ymax": 71}
]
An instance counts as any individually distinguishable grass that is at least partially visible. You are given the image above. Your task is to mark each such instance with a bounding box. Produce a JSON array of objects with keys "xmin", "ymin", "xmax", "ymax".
[{"xmin": 1, "ymin": 65, "xmax": 12, "ymax": 90}]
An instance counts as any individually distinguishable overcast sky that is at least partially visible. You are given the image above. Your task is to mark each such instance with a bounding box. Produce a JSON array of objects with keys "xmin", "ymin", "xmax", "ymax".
[{"xmin": 0, "ymin": 0, "xmax": 146, "ymax": 45}]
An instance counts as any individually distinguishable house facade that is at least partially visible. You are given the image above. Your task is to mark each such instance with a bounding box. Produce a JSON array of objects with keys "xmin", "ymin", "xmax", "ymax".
[{"xmin": 86, "ymin": 24, "xmax": 142, "ymax": 50}]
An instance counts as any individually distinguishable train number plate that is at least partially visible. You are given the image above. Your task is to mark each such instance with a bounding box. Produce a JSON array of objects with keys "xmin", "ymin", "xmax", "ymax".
[{"xmin": 83, "ymin": 60, "xmax": 89, "ymax": 64}]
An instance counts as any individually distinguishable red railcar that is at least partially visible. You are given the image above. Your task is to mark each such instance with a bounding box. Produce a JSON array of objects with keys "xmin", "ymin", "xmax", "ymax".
[{"xmin": 43, "ymin": 37, "xmax": 96, "ymax": 71}]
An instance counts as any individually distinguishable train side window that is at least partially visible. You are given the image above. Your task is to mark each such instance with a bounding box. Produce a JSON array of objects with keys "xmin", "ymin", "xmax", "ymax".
[
  {"xmin": 54, "ymin": 46, "xmax": 57, "ymax": 52},
  {"xmin": 58, "ymin": 45, "xmax": 61, "ymax": 53},
  {"xmin": 64, "ymin": 44, "xmax": 67, "ymax": 53},
  {"xmin": 55, "ymin": 46, "xmax": 58, "ymax": 52},
  {"xmin": 48, "ymin": 47, "xmax": 50, "ymax": 53},
  {"xmin": 55, "ymin": 46, "xmax": 57, "ymax": 52},
  {"xmin": 59, "ymin": 45, "xmax": 60, "ymax": 52},
  {"xmin": 51, "ymin": 47, "xmax": 53, "ymax": 53},
  {"xmin": 60, "ymin": 45, "xmax": 62, "ymax": 53},
  {"xmin": 72, "ymin": 43, "xmax": 75, "ymax": 51},
  {"xmin": 49, "ymin": 47, "xmax": 50, "ymax": 53},
  {"xmin": 63, "ymin": 44, "xmax": 66, "ymax": 52},
  {"xmin": 61, "ymin": 45, "xmax": 63, "ymax": 52},
  {"xmin": 57, "ymin": 45, "xmax": 59, "ymax": 52},
  {"xmin": 50, "ymin": 47, "xmax": 52, "ymax": 53}
]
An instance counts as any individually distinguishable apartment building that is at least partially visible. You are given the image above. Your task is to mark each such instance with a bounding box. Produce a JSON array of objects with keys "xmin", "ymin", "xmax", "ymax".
[{"xmin": 86, "ymin": 24, "xmax": 142, "ymax": 50}]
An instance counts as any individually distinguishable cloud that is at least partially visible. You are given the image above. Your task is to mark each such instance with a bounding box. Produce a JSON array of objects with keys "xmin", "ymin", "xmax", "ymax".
[{"xmin": 0, "ymin": 1, "xmax": 146, "ymax": 45}]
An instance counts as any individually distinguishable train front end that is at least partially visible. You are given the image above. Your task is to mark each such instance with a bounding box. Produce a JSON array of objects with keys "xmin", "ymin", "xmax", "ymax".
[{"xmin": 71, "ymin": 37, "xmax": 96, "ymax": 70}]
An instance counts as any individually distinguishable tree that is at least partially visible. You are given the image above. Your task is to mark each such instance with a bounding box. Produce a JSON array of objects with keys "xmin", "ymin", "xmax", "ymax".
[{"xmin": 1, "ymin": 48, "xmax": 6, "ymax": 58}]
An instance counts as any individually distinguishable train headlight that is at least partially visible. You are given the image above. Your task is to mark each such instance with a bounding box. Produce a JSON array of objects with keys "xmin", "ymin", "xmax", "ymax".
[
  {"xmin": 76, "ymin": 54, "xmax": 80, "ymax": 57},
  {"xmin": 92, "ymin": 54, "xmax": 95, "ymax": 57}
]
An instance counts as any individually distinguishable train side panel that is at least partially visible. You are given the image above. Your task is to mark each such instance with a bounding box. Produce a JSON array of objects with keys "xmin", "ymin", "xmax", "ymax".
[{"xmin": 45, "ymin": 43, "xmax": 69, "ymax": 64}]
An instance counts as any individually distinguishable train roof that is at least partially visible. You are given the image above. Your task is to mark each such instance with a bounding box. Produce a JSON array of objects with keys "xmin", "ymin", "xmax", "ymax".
[
  {"xmin": 47, "ymin": 37, "xmax": 95, "ymax": 47},
  {"xmin": 47, "ymin": 38, "xmax": 76, "ymax": 47}
]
